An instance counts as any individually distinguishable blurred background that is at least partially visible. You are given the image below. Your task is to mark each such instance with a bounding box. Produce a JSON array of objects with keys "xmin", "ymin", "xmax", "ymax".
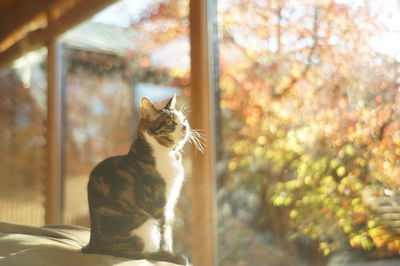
[{"xmin": 1, "ymin": 0, "xmax": 400, "ymax": 265}]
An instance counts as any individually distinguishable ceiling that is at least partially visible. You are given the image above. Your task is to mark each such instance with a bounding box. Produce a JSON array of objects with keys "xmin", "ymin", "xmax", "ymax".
[{"xmin": 0, "ymin": 0, "xmax": 117, "ymax": 68}]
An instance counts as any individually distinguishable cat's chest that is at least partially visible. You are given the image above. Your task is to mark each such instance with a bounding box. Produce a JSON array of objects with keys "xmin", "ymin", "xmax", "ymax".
[{"xmin": 153, "ymin": 150, "xmax": 184, "ymax": 199}]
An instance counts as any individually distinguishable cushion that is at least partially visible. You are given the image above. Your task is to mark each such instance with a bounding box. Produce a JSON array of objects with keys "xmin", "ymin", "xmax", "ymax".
[{"xmin": 0, "ymin": 222, "xmax": 179, "ymax": 266}]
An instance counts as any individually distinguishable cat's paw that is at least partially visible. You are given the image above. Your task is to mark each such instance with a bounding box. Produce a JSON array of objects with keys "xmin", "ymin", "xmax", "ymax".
[
  {"xmin": 172, "ymin": 253, "xmax": 189, "ymax": 266},
  {"xmin": 151, "ymin": 251, "xmax": 189, "ymax": 265}
]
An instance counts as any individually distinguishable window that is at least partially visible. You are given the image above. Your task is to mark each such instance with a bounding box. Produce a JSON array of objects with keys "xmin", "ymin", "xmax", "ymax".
[
  {"xmin": 217, "ymin": 0, "xmax": 400, "ymax": 265},
  {"xmin": 0, "ymin": 48, "xmax": 47, "ymax": 225}
]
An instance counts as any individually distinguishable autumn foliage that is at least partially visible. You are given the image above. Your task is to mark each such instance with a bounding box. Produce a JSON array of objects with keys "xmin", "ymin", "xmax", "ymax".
[{"xmin": 218, "ymin": 0, "xmax": 400, "ymax": 262}]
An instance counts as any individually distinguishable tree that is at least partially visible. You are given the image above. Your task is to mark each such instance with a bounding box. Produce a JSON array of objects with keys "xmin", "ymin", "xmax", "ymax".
[{"xmin": 219, "ymin": 0, "xmax": 400, "ymax": 263}]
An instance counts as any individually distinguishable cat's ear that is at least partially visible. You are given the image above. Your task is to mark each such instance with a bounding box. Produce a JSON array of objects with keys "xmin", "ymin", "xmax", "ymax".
[
  {"xmin": 164, "ymin": 95, "xmax": 176, "ymax": 109},
  {"xmin": 140, "ymin": 97, "xmax": 158, "ymax": 120},
  {"xmin": 164, "ymin": 95, "xmax": 176, "ymax": 110}
]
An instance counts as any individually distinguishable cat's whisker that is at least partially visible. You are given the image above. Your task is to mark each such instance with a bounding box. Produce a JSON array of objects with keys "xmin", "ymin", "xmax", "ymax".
[
  {"xmin": 190, "ymin": 139, "xmax": 203, "ymax": 153},
  {"xmin": 190, "ymin": 130, "xmax": 206, "ymax": 141},
  {"xmin": 188, "ymin": 129, "xmax": 205, "ymax": 152},
  {"xmin": 190, "ymin": 128, "xmax": 206, "ymax": 134},
  {"xmin": 193, "ymin": 132, "xmax": 206, "ymax": 140}
]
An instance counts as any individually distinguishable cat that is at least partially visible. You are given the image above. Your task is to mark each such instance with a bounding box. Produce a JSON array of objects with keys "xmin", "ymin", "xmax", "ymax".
[{"xmin": 82, "ymin": 96, "xmax": 203, "ymax": 265}]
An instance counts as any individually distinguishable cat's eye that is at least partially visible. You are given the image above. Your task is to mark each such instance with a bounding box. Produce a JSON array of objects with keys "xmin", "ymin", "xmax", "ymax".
[{"xmin": 166, "ymin": 121, "xmax": 174, "ymax": 126}]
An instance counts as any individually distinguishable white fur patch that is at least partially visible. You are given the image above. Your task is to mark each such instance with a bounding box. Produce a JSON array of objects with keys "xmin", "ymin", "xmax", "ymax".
[
  {"xmin": 141, "ymin": 110, "xmax": 188, "ymax": 251},
  {"xmin": 130, "ymin": 219, "xmax": 160, "ymax": 253},
  {"xmin": 144, "ymin": 132, "xmax": 184, "ymax": 222},
  {"xmin": 172, "ymin": 110, "xmax": 189, "ymax": 150}
]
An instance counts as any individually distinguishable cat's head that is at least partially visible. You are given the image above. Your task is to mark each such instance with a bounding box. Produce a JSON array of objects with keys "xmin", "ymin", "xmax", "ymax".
[{"xmin": 139, "ymin": 96, "xmax": 191, "ymax": 151}]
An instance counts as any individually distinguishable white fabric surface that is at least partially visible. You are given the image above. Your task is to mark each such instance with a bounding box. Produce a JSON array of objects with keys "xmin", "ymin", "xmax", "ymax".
[{"xmin": 0, "ymin": 222, "xmax": 178, "ymax": 266}]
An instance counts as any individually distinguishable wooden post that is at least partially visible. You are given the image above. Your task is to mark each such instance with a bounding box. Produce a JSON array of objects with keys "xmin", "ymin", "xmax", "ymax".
[
  {"xmin": 45, "ymin": 38, "xmax": 62, "ymax": 225},
  {"xmin": 189, "ymin": 0, "xmax": 218, "ymax": 265}
]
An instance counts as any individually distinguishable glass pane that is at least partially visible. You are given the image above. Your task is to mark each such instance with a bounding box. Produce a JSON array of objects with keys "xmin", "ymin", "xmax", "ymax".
[
  {"xmin": 60, "ymin": 0, "xmax": 191, "ymax": 256},
  {"xmin": 217, "ymin": 0, "xmax": 400, "ymax": 265},
  {"xmin": 0, "ymin": 48, "xmax": 47, "ymax": 226}
]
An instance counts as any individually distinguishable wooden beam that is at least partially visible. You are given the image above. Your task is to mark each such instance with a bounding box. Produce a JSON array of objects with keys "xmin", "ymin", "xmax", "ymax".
[
  {"xmin": 0, "ymin": 0, "xmax": 117, "ymax": 69},
  {"xmin": 45, "ymin": 38, "xmax": 62, "ymax": 225},
  {"xmin": 0, "ymin": 0, "xmax": 53, "ymax": 46},
  {"xmin": 189, "ymin": 0, "xmax": 218, "ymax": 265},
  {"xmin": 0, "ymin": 0, "xmax": 14, "ymax": 11}
]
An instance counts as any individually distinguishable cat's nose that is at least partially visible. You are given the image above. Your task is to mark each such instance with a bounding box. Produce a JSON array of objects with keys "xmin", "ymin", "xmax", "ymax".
[{"xmin": 182, "ymin": 125, "xmax": 187, "ymax": 132}]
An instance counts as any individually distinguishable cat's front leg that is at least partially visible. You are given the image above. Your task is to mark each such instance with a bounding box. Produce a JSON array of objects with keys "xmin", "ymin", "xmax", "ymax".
[
  {"xmin": 161, "ymin": 223, "xmax": 173, "ymax": 252},
  {"xmin": 157, "ymin": 215, "xmax": 172, "ymax": 252},
  {"xmin": 157, "ymin": 218, "xmax": 188, "ymax": 265}
]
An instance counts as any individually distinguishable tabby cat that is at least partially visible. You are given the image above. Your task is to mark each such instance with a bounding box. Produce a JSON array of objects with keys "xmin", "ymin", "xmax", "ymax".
[{"xmin": 82, "ymin": 96, "xmax": 202, "ymax": 265}]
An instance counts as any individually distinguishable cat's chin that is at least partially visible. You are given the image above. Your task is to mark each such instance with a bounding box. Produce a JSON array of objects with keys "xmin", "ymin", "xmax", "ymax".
[
  {"xmin": 174, "ymin": 134, "xmax": 189, "ymax": 151},
  {"xmin": 174, "ymin": 141, "xmax": 186, "ymax": 151}
]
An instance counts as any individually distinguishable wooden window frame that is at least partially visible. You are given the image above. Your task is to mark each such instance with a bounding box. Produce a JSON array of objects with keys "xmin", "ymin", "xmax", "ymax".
[{"xmin": 189, "ymin": 0, "xmax": 218, "ymax": 265}]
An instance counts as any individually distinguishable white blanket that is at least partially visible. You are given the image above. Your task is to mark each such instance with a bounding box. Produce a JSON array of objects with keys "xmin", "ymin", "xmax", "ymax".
[{"xmin": 0, "ymin": 222, "xmax": 178, "ymax": 266}]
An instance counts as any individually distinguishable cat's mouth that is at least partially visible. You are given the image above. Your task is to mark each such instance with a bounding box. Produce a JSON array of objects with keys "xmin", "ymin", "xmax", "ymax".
[
  {"xmin": 168, "ymin": 131, "xmax": 189, "ymax": 149},
  {"xmin": 157, "ymin": 135, "xmax": 173, "ymax": 143},
  {"xmin": 158, "ymin": 134, "xmax": 186, "ymax": 148},
  {"xmin": 160, "ymin": 135, "xmax": 172, "ymax": 142}
]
